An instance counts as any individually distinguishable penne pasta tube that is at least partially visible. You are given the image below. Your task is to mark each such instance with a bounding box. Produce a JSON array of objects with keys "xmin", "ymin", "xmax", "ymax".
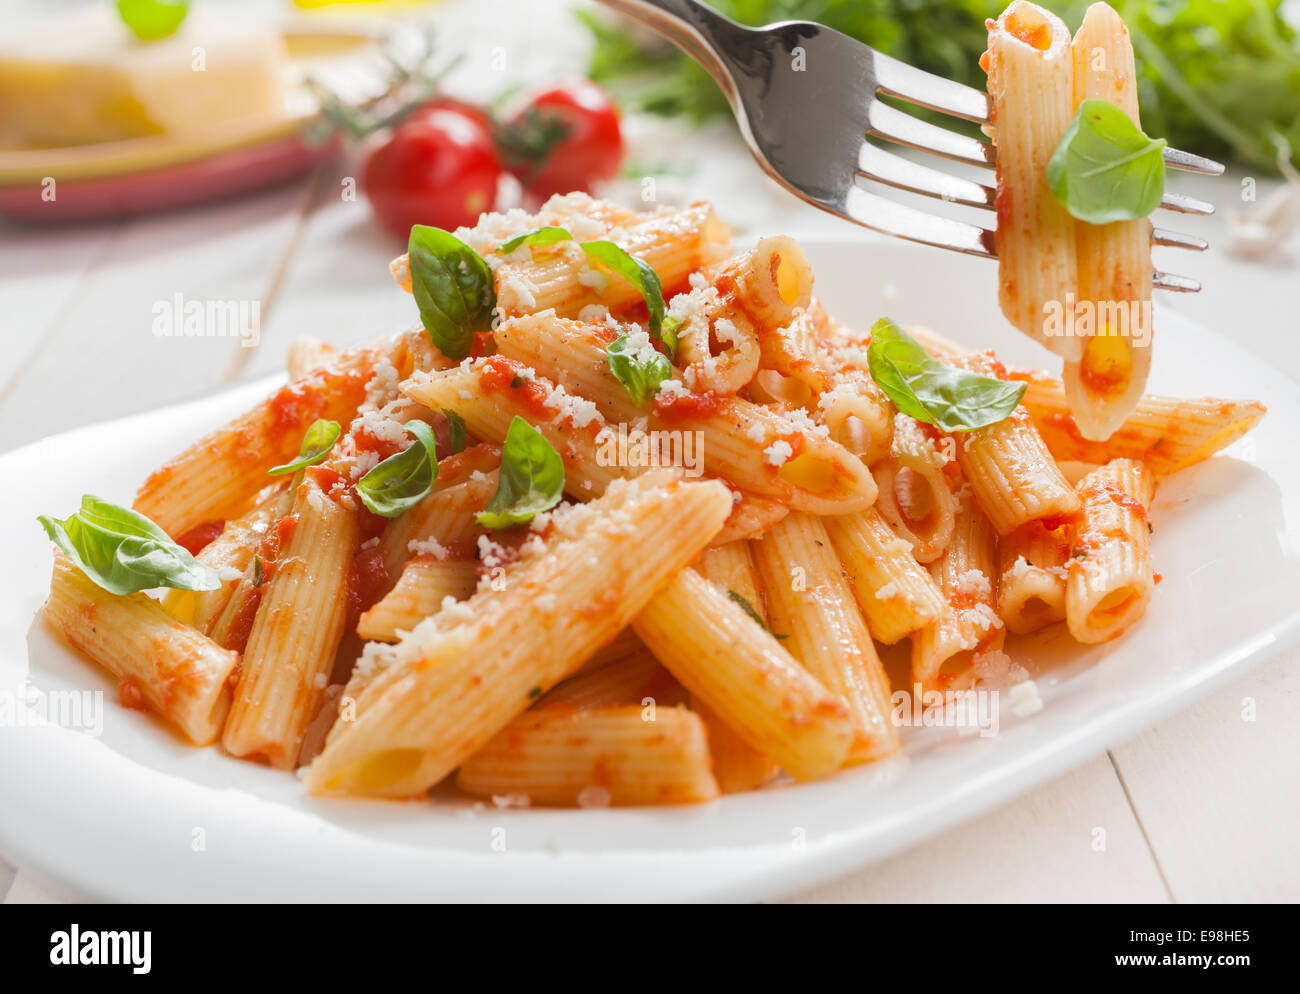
[
  {"xmin": 826, "ymin": 508, "xmax": 946, "ymax": 644},
  {"xmin": 135, "ymin": 341, "xmax": 383, "ymax": 538},
  {"xmin": 633, "ymin": 568, "xmax": 855, "ymax": 780},
  {"xmin": 692, "ymin": 696, "xmax": 779, "ymax": 794},
  {"xmin": 304, "ymin": 472, "xmax": 732, "ymax": 797},
  {"xmin": 985, "ymin": 2, "xmax": 1081, "ymax": 359},
  {"xmin": 222, "ymin": 471, "xmax": 361, "ymax": 768},
  {"xmin": 710, "ymin": 490, "xmax": 789, "ymax": 545},
  {"xmin": 356, "ymin": 556, "xmax": 479, "ymax": 643},
  {"xmin": 1067, "ymin": 458, "xmax": 1156, "ymax": 643},
  {"xmin": 911, "ymin": 496, "xmax": 1004, "ymax": 694},
  {"xmin": 697, "ymin": 539, "xmax": 762, "ymax": 605},
  {"xmin": 1014, "ymin": 369, "xmax": 1266, "ymax": 476},
  {"xmin": 162, "ymin": 483, "xmax": 284, "ymax": 633},
  {"xmin": 402, "ymin": 357, "xmax": 624, "ymax": 500},
  {"xmin": 286, "ymin": 335, "xmax": 337, "ymax": 380},
  {"xmin": 375, "ymin": 469, "xmax": 499, "ymax": 584},
  {"xmin": 814, "ymin": 369, "xmax": 895, "ymax": 468},
  {"xmin": 492, "ymin": 313, "xmax": 878, "ymax": 514},
  {"xmin": 998, "ymin": 520, "xmax": 1070, "ymax": 634},
  {"xmin": 392, "ymin": 203, "xmax": 730, "ymax": 318},
  {"xmin": 874, "ymin": 414, "xmax": 957, "ymax": 562},
  {"xmin": 455, "ymin": 705, "xmax": 719, "ymax": 807},
  {"xmin": 537, "ymin": 649, "xmax": 677, "ymax": 710},
  {"xmin": 1064, "ymin": 2, "xmax": 1153, "ymax": 440},
  {"xmin": 752, "ymin": 513, "xmax": 900, "ymax": 764},
  {"xmin": 44, "ymin": 555, "xmax": 239, "ymax": 745},
  {"xmin": 954, "ymin": 356, "xmax": 1080, "ymax": 535}
]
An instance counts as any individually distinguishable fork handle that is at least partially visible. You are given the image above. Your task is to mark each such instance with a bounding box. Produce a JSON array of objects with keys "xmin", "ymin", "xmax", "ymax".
[{"xmin": 590, "ymin": 0, "xmax": 751, "ymax": 105}]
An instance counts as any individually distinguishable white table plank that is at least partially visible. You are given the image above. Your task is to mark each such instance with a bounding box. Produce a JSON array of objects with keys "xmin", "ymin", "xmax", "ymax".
[
  {"xmin": 1110, "ymin": 654, "xmax": 1300, "ymax": 902},
  {"xmin": 0, "ymin": 180, "xmax": 316, "ymax": 453},
  {"xmin": 781, "ymin": 754, "xmax": 1170, "ymax": 903}
]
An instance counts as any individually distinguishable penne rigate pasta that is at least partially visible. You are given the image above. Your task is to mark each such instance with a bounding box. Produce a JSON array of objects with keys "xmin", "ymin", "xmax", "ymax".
[
  {"xmin": 911, "ymin": 497, "xmax": 1005, "ymax": 694},
  {"xmin": 752, "ymin": 513, "xmax": 900, "ymax": 764},
  {"xmin": 44, "ymin": 555, "xmax": 238, "ymax": 745},
  {"xmin": 356, "ymin": 556, "xmax": 478, "ymax": 643},
  {"xmin": 826, "ymin": 508, "xmax": 946, "ymax": 644},
  {"xmin": 998, "ymin": 520, "xmax": 1070, "ymax": 634},
  {"xmin": 874, "ymin": 414, "xmax": 957, "ymax": 562},
  {"xmin": 1067, "ymin": 458, "xmax": 1156, "ymax": 643},
  {"xmin": 304, "ymin": 472, "xmax": 731, "ymax": 797},
  {"xmin": 456, "ymin": 705, "xmax": 719, "ymax": 807},
  {"xmin": 1015, "ymin": 369, "xmax": 1266, "ymax": 476},
  {"xmin": 984, "ymin": 1, "xmax": 1081, "ymax": 360},
  {"xmin": 1063, "ymin": 1, "xmax": 1154, "ymax": 440}
]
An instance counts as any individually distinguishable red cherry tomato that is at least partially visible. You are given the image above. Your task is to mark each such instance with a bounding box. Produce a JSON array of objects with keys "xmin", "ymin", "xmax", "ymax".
[
  {"xmin": 363, "ymin": 102, "xmax": 503, "ymax": 239},
  {"xmin": 502, "ymin": 80, "xmax": 624, "ymax": 201}
]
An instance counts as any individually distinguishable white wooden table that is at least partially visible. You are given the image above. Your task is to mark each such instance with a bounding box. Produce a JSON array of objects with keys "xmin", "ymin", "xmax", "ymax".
[{"xmin": 2, "ymin": 0, "xmax": 1297, "ymax": 903}]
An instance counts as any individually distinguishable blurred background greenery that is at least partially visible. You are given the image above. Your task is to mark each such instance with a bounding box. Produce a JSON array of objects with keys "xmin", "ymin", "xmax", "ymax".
[{"xmin": 582, "ymin": 0, "xmax": 1300, "ymax": 172}]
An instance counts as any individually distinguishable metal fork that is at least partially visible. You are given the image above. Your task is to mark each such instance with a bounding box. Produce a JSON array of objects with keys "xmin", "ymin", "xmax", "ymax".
[{"xmin": 593, "ymin": 0, "xmax": 1221, "ymax": 292}]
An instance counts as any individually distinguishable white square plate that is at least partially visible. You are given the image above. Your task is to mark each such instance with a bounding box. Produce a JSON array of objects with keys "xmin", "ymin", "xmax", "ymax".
[{"xmin": 2, "ymin": 238, "xmax": 1297, "ymax": 902}]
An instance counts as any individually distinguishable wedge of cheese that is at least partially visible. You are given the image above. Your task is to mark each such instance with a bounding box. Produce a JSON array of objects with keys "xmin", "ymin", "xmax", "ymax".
[{"xmin": 0, "ymin": 6, "xmax": 287, "ymax": 149}]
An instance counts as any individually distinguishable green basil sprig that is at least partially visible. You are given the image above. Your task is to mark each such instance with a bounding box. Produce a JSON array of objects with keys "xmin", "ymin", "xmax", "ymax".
[
  {"xmin": 606, "ymin": 332, "xmax": 672, "ymax": 407},
  {"xmin": 268, "ymin": 419, "xmax": 340, "ymax": 476},
  {"xmin": 866, "ymin": 319, "xmax": 1026, "ymax": 432},
  {"xmin": 1046, "ymin": 99, "xmax": 1167, "ymax": 225},
  {"xmin": 442, "ymin": 409, "xmax": 467, "ymax": 454},
  {"xmin": 477, "ymin": 417, "xmax": 564, "ymax": 529},
  {"xmin": 408, "ymin": 225, "xmax": 497, "ymax": 361},
  {"xmin": 355, "ymin": 421, "xmax": 438, "ymax": 518},
  {"xmin": 495, "ymin": 227, "xmax": 674, "ymax": 356},
  {"xmin": 39, "ymin": 496, "xmax": 219, "ymax": 596},
  {"xmin": 497, "ymin": 227, "xmax": 574, "ymax": 254},
  {"xmin": 727, "ymin": 589, "xmax": 788, "ymax": 640},
  {"xmin": 116, "ymin": 0, "xmax": 188, "ymax": 41}
]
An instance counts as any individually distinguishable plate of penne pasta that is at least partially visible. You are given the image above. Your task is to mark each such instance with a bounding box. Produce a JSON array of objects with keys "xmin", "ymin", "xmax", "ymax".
[{"xmin": 3, "ymin": 4, "xmax": 1300, "ymax": 902}]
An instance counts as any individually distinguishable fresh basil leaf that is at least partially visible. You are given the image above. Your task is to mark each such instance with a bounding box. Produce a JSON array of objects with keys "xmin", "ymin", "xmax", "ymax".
[
  {"xmin": 477, "ymin": 417, "xmax": 564, "ymax": 529},
  {"xmin": 442, "ymin": 409, "xmax": 467, "ymax": 454},
  {"xmin": 356, "ymin": 421, "xmax": 439, "ymax": 518},
  {"xmin": 866, "ymin": 318, "xmax": 1026, "ymax": 432},
  {"xmin": 408, "ymin": 225, "xmax": 497, "ymax": 361},
  {"xmin": 578, "ymin": 240, "xmax": 672, "ymax": 357},
  {"xmin": 116, "ymin": 0, "xmax": 188, "ymax": 41},
  {"xmin": 39, "ymin": 495, "xmax": 219, "ymax": 596},
  {"xmin": 659, "ymin": 315, "xmax": 680, "ymax": 356},
  {"xmin": 267, "ymin": 419, "xmax": 340, "ymax": 476},
  {"xmin": 253, "ymin": 555, "xmax": 265, "ymax": 588},
  {"xmin": 497, "ymin": 226, "xmax": 574, "ymax": 254},
  {"xmin": 727, "ymin": 589, "xmax": 788, "ymax": 640},
  {"xmin": 606, "ymin": 332, "xmax": 672, "ymax": 407},
  {"xmin": 1047, "ymin": 99, "xmax": 1167, "ymax": 225}
]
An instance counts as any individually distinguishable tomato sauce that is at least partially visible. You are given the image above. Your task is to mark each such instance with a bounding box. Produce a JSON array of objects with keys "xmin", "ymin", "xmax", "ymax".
[
  {"xmin": 479, "ymin": 355, "xmax": 555, "ymax": 419},
  {"xmin": 118, "ymin": 677, "xmax": 148, "ymax": 712},
  {"xmin": 176, "ymin": 519, "xmax": 225, "ymax": 556},
  {"xmin": 653, "ymin": 387, "xmax": 723, "ymax": 422},
  {"xmin": 346, "ymin": 545, "xmax": 390, "ymax": 629}
]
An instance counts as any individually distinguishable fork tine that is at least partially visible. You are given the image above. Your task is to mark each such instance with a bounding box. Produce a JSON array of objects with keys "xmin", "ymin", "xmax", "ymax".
[
  {"xmin": 834, "ymin": 186, "xmax": 997, "ymax": 258},
  {"xmin": 1153, "ymin": 228, "xmax": 1209, "ymax": 251},
  {"xmin": 1153, "ymin": 271, "xmax": 1201, "ymax": 292},
  {"xmin": 857, "ymin": 142, "xmax": 995, "ymax": 209},
  {"xmin": 867, "ymin": 55, "xmax": 1223, "ymax": 175},
  {"xmin": 868, "ymin": 49, "xmax": 990, "ymax": 123},
  {"xmin": 865, "ymin": 102, "xmax": 995, "ymax": 167},
  {"xmin": 1159, "ymin": 191, "xmax": 1215, "ymax": 216}
]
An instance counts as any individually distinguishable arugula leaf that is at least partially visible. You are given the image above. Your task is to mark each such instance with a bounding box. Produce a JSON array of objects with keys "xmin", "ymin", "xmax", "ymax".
[
  {"xmin": 477, "ymin": 417, "xmax": 564, "ymax": 529},
  {"xmin": 267, "ymin": 419, "xmax": 340, "ymax": 476},
  {"xmin": 116, "ymin": 0, "xmax": 188, "ymax": 41},
  {"xmin": 606, "ymin": 332, "xmax": 672, "ymax": 407},
  {"xmin": 442, "ymin": 409, "xmax": 467, "ymax": 454},
  {"xmin": 355, "ymin": 421, "xmax": 438, "ymax": 518},
  {"xmin": 497, "ymin": 227, "xmax": 575, "ymax": 254},
  {"xmin": 39, "ymin": 495, "xmax": 219, "ymax": 596},
  {"xmin": 1047, "ymin": 99, "xmax": 1167, "ymax": 224},
  {"xmin": 579, "ymin": 240, "xmax": 671, "ymax": 354},
  {"xmin": 408, "ymin": 225, "xmax": 497, "ymax": 361},
  {"xmin": 866, "ymin": 318, "xmax": 1025, "ymax": 432},
  {"xmin": 727, "ymin": 589, "xmax": 788, "ymax": 640}
]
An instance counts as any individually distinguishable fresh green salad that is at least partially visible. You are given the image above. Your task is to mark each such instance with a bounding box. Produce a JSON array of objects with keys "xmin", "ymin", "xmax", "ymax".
[{"xmin": 581, "ymin": 0, "xmax": 1300, "ymax": 171}]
